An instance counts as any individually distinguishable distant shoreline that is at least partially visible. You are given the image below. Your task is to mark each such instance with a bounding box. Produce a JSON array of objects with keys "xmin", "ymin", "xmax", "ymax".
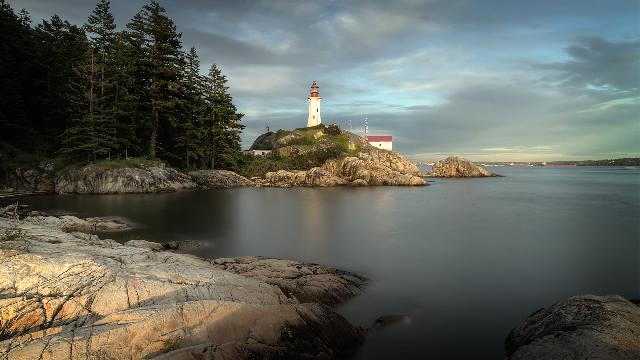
[{"xmin": 418, "ymin": 158, "xmax": 640, "ymax": 167}]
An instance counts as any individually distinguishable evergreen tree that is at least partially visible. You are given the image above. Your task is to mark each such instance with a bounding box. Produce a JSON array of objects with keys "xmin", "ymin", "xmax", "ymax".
[
  {"xmin": 34, "ymin": 15, "xmax": 88, "ymax": 152},
  {"xmin": 125, "ymin": 1, "xmax": 185, "ymax": 160},
  {"xmin": 177, "ymin": 46, "xmax": 205, "ymax": 169},
  {"xmin": 60, "ymin": 48, "xmax": 118, "ymax": 161},
  {"xmin": 0, "ymin": 1, "xmax": 33, "ymax": 147},
  {"xmin": 202, "ymin": 64, "xmax": 244, "ymax": 171},
  {"xmin": 84, "ymin": 0, "xmax": 116, "ymax": 97}
]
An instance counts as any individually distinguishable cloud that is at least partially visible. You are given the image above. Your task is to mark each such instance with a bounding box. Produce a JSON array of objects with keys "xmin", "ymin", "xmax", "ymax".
[{"xmin": 537, "ymin": 37, "xmax": 640, "ymax": 94}]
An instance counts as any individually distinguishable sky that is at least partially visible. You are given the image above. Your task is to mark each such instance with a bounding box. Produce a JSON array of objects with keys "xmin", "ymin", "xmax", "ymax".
[{"xmin": 10, "ymin": 0, "xmax": 640, "ymax": 161}]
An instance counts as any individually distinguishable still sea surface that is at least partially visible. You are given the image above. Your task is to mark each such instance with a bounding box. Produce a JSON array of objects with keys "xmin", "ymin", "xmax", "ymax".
[{"xmin": 17, "ymin": 166, "xmax": 640, "ymax": 359}]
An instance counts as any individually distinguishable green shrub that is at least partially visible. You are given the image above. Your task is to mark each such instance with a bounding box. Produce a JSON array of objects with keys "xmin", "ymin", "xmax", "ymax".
[
  {"xmin": 334, "ymin": 135, "xmax": 361, "ymax": 155},
  {"xmin": 325, "ymin": 123, "xmax": 340, "ymax": 136}
]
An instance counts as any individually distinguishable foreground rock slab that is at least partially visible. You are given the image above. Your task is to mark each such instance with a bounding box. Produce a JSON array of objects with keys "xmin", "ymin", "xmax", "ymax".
[
  {"xmin": 426, "ymin": 156, "xmax": 499, "ymax": 178},
  {"xmin": 0, "ymin": 216, "xmax": 365, "ymax": 359},
  {"xmin": 506, "ymin": 295, "xmax": 640, "ymax": 360}
]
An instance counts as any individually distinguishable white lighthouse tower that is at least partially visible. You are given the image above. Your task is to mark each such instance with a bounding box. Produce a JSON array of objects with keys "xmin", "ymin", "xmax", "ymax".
[{"xmin": 307, "ymin": 81, "xmax": 322, "ymax": 127}]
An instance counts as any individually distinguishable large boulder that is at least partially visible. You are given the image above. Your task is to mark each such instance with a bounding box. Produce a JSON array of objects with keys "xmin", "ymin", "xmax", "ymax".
[
  {"xmin": 55, "ymin": 164, "xmax": 198, "ymax": 194},
  {"xmin": 506, "ymin": 295, "xmax": 640, "ymax": 360},
  {"xmin": 211, "ymin": 256, "xmax": 367, "ymax": 306},
  {"xmin": 427, "ymin": 156, "xmax": 498, "ymax": 177},
  {"xmin": 189, "ymin": 170, "xmax": 255, "ymax": 188},
  {"xmin": 0, "ymin": 216, "xmax": 365, "ymax": 359}
]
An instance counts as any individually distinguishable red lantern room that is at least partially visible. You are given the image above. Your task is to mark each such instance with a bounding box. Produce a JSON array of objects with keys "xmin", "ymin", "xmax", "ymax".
[{"xmin": 310, "ymin": 81, "xmax": 320, "ymax": 97}]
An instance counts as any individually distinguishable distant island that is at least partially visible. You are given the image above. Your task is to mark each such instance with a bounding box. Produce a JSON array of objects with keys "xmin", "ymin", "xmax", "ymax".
[{"xmin": 419, "ymin": 158, "xmax": 640, "ymax": 167}]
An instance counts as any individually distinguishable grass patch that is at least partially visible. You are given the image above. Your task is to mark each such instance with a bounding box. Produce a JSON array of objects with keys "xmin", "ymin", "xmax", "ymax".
[
  {"xmin": 275, "ymin": 129, "xmax": 291, "ymax": 139},
  {"xmin": 334, "ymin": 135, "xmax": 361, "ymax": 155},
  {"xmin": 1, "ymin": 229, "xmax": 25, "ymax": 242}
]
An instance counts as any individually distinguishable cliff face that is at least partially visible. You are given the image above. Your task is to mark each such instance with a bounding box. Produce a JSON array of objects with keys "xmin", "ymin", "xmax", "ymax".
[
  {"xmin": 506, "ymin": 295, "xmax": 640, "ymax": 360},
  {"xmin": 254, "ymin": 127, "xmax": 425, "ymax": 187},
  {"xmin": 0, "ymin": 214, "xmax": 365, "ymax": 359},
  {"xmin": 426, "ymin": 156, "xmax": 498, "ymax": 178}
]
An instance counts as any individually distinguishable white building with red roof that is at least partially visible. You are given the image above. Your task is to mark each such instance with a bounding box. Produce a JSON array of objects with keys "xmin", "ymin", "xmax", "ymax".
[{"xmin": 366, "ymin": 135, "xmax": 393, "ymax": 151}]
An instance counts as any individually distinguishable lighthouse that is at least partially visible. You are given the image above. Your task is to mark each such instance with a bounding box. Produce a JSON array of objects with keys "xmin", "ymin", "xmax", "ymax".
[{"xmin": 307, "ymin": 81, "xmax": 322, "ymax": 127}]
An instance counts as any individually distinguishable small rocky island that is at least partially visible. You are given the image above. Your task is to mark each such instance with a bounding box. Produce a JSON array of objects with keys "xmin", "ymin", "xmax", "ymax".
[
  {"xmin": 0, "ymin": 208, "xmax": 366, "ymax": 359},
  {"xmin": 246, "ymin": 124, "xmax": 425, "ymax": 187},
  {"xmin": 426, "ymin": 156, "xmax": 500, "ymax": 178}
]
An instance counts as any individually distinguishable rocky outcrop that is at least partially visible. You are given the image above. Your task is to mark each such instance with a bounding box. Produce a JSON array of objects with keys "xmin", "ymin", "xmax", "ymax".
[
  {"xmin": 210, "ymin": 256, "xmax": 367, "ymax": 306},
  {"xmin": 189, "ymin": 169, "xmax": 255, "ymax": 188},
  {"xmin": 260, "ymin": 155, "xmax": 425, "ymax": 187},
  {"xmin": 261, "ymin": 168, "xmax": 348, "ymax": 187},
  {"xmin": 323, "ymin": 156, "xmax": 425, "ymax": 186},
  {"xmin": 1, "ymin": 206, "xmax": 131, "ymax": 232},
  {"xmin": 506, "ymin": 295, "xmax": 640, "ymax": 360},
  {"xmin": 55, "ymin": 164, "xmax": 198, "ymax": 194},
  {"xmin": 426, "ymin": 156, "xmax": 499, "ymax": 177},
  {"xmin": 2, "ymin": 160, "xmax": 56, "ymax": 193},
  {"xmin": 0, "ymin": 215, "xmax": 365, "ymax": 359}
]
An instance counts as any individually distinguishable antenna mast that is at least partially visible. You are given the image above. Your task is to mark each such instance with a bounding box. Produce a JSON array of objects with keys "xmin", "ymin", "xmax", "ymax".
[{"xmin": 364, "ymin": 117, "xmax": 369, "ymax": 141}]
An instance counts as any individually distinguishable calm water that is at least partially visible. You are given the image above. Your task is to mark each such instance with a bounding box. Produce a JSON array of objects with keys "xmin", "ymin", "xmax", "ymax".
[{"xmin": 13, "ymin": 166, "xmax": 640, "ymax": 359}]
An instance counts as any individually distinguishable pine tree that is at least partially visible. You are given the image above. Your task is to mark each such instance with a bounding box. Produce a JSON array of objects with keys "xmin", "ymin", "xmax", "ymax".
[
  {"xmin": 177, "ymin": 47, "xmax": 205, "ymax": 169},
  {"xmin": 85, "ymin": 0, "xmax": 116, "ymax": 98},
  {"xmin": 125, "ymin": 1, "xmax": 185, "ymax": 160},
  {"xmin": 34, "ymin": 15, "xmax": 88, "ymax": 152},
  {"xmin": 60, "ymin": 47, "xmax": 118, "ymax": 161},
  {"xmin": 202, "ymin": 64, "xmax": 244, "ymax": 171}
]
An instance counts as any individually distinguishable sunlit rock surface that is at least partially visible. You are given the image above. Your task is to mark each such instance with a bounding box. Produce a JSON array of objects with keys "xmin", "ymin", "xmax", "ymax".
[
  {"xmin": 506, "ymin": 295, "xmax": 640, "ymax": 360},
  {"xmin": 0, "ymin": 216, "xmax": 365, "ymax": 359}
]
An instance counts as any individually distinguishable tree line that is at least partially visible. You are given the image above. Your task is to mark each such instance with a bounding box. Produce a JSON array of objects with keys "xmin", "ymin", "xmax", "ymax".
[{"xmin": 0, "ymin": 0, "xmax": 244, "ymax": 171}]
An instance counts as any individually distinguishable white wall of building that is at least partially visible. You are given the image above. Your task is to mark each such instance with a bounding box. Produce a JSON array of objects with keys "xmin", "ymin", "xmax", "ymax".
[{"xmin": 369, "ymin": 141, "xmax": 392, "ymax": 151}]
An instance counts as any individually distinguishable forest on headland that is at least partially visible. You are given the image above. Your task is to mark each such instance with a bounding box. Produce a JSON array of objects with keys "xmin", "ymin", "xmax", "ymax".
[{"xmin": 0, "ymin": 0, "xmax": 244, "ymax": 175}]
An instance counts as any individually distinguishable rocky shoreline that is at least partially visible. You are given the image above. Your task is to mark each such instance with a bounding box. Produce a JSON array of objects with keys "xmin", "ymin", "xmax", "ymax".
[
  {"xmin": 1, "ymin": 135, "xmax": 502, "ymax": 194},
  {"xmin": 0, "ymin": 213, "xmax": 367, "ymax": 359}
]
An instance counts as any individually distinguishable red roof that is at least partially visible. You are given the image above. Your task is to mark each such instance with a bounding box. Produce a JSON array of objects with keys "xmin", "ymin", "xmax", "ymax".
[{"xmin": 367, "ymin": 135, "xmax": 392, "ymax": 142}]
